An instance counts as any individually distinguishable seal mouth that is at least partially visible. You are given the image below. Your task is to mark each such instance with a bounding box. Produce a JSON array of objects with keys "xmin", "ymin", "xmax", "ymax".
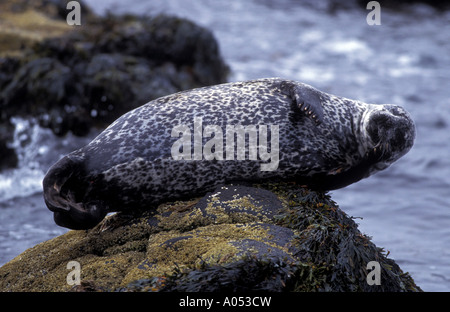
[{"xmin": 43, "ymin": 156, "xmax": 107, "ymax": 230}]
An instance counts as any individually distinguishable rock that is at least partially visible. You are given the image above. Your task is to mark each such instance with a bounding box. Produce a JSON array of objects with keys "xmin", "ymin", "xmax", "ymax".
[
  {"xmin": 0, "ymin": 0, "xmax": 229, "ymax": 170},
  {"xmin": 0, "ymin": 182, "xmax": 422, "ymax": 292},
  {"xmin": 0, "ymin": 1, "xmax": 77, "ymax": 58}
]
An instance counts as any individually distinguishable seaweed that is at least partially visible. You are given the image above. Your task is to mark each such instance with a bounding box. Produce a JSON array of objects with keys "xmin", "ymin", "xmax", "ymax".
[
  {"xmin": 125, "ymin": 255, "xmax": 325, "ymax": 292},
  {"xmin": 266, "ymin": 182, "xmax": 422, "ymax": 291}
]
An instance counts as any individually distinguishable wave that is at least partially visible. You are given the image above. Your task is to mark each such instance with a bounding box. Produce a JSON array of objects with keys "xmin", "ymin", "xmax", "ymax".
[{"xmin": 0, "ymin": 118, "xmax": 97, "ymax": 202}]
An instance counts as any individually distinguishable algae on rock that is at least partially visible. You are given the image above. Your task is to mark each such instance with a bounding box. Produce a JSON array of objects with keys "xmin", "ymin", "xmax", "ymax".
[{"xmin": 0, "ymin": 183, "xmax": 422, "ymax": 292}]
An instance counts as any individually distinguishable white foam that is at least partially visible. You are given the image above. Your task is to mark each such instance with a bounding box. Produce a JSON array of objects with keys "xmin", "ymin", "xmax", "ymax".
[{"xmin": 0, "ymin": 118, "xmax": 97, "ymax": 201}]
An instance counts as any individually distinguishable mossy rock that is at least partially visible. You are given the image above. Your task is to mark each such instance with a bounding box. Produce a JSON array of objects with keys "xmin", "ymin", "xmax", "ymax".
[
  {"xmin": 0, "ymin": 182, "xmax": 421, "ymax": 292},
  {"xmin": 0, "ymin": 3, "xmax": 71, "ymax": 58},
  {"xmin": 0, "ymin": 0, "xmax": 96, "ymax": 58}
]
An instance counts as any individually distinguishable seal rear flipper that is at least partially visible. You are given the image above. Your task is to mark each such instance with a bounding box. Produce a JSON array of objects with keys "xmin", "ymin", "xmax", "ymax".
[
  {"xmin": 279, "ymin": 81, "xmax": 324, "ymax": 125},
  {"xmin": 43, "ymin": 155, "xmax": 107, "ymax": 229}
]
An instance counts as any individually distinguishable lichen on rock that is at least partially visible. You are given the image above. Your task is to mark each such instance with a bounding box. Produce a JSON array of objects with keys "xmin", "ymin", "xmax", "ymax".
[{"xmin": 0, "ymin": 182, "xmax": 422, "ymax": 292}]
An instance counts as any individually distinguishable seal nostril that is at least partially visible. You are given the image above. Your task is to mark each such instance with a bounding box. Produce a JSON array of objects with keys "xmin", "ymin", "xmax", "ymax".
[
  {"xmin": 389, "ymin": 106, "xmax": 404, "ymax": 117},
  {"xmin": 394, "ymin": 129, "xmax": 404, "ymax": 145}
]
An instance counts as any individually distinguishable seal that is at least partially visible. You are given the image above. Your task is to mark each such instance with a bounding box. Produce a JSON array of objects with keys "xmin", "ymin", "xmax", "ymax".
[{"xmin": 43, "ymin": 78, "xmax": 415, "ymax": 229}]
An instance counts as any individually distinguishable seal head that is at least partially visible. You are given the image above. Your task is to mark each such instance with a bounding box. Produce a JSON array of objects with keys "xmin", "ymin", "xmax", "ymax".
[{"xmin": 360, "ymin": 104, "xmax": 415, "ymax": 174}]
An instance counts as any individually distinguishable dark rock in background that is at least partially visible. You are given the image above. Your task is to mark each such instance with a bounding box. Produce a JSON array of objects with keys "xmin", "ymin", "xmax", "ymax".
[{"xmin": 0, "ymin": 0, "xmax": 229, "ymax": 169}]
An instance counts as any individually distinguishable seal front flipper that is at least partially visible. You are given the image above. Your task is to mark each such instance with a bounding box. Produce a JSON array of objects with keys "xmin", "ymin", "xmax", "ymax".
[{"xmin": 279, "ymin": 81, "xmax": 324, "ymax": 125}]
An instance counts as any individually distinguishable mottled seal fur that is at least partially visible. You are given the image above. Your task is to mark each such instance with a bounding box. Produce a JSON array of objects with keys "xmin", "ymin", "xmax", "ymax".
[{"xmin": 43, "ymin": 78, "xmax": 415, "ymax": 229}]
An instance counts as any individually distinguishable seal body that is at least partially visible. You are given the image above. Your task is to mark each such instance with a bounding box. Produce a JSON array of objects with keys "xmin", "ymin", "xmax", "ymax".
[{"xmin": 43, "ymin": 78, "xmax": 415, "ymax": 229}]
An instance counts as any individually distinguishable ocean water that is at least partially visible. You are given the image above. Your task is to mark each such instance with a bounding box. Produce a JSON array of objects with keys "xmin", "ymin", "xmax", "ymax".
[{"xmin": 1, "ymin": 0, "xmax": 449, "ymax": 291}]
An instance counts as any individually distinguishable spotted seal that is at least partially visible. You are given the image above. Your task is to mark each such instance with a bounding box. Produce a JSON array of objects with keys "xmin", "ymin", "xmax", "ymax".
[{"xmin": 43, "ymin": 78, "xmax": 415, "ymax": 229}]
